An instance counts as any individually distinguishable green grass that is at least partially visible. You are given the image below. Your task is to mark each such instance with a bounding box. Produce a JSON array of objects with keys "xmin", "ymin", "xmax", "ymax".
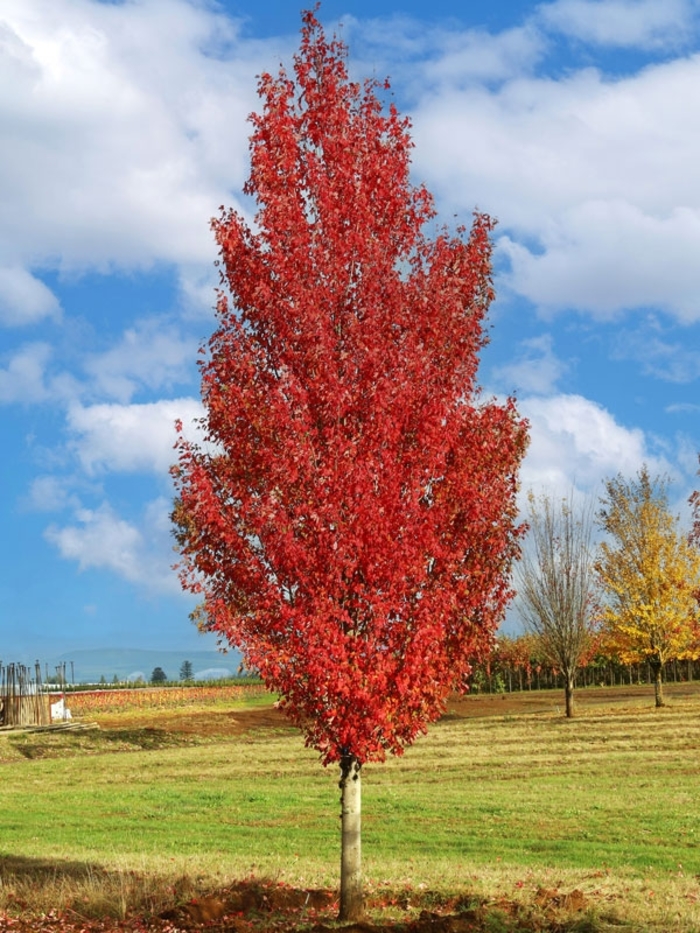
[
  {"xmin": 1, "ymin": 688, "xmax": 700, "ymax": 929},
  {"xmin": 366, "ymin": 709, "xmax": 700, "ymax": 873},
  {"xmin": 0, "ymin": 726, "xmax": 336, "ymax": 869}
]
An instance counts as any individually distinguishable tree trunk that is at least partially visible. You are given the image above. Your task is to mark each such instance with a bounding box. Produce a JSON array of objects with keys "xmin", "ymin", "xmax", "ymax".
[
  {"xmin": 339, "ymin": 754, "xmax": 363, "ymax": 921},
  {"xmin": 651, "ymin": 659, "xmax": 665, "ymax": 708},
  {"xmin": 564, "ymin": 676, "xmax": 575, "ymax": 718}
]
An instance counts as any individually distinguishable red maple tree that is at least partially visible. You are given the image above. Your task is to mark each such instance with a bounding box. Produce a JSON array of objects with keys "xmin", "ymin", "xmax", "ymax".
[
  {"xmin": 691, "ymin": 456, "xmax": 700, "ymax": 547},
  {"xmin": 172, "ymin": 10, "xmax": 527, "ymax": 920}
]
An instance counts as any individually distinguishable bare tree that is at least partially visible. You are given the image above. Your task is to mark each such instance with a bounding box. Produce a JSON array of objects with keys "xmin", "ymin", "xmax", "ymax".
[{"xmin": 516, "ymin": 491, "xmax": 598, "ymax": 717}]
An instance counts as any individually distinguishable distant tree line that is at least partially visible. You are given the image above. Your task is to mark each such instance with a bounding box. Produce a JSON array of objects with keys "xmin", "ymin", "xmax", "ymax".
[
  {"xmin": 475, "ymin": 464, "xmax": 700, "ymax": 708},
  {"xmin": 471, "ymin": 632, "xmax": 700, "ymax": 696}
]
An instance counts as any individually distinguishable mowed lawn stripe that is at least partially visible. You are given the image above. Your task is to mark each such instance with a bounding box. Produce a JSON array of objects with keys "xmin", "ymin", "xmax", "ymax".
[{"xmin": 1, "ymin": 691, "xmax": 699, "ymax": 881}]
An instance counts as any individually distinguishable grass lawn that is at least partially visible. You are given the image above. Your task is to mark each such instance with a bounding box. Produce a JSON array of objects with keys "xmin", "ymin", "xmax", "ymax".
[{"xmin": 1, "ymin": 683, "xmax": 699, "ymax": 931}]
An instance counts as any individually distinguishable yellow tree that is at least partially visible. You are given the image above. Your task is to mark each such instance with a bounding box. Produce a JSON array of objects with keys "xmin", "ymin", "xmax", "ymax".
[{"xmin": 595, "ymin": 466, "xmax": 700, "ymax": 707}]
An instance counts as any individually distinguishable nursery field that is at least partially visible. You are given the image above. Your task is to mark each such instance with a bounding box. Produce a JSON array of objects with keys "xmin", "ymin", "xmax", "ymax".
[{"xmin": 1, "ymin": 682, "xmax": 699, "ymax": 932}]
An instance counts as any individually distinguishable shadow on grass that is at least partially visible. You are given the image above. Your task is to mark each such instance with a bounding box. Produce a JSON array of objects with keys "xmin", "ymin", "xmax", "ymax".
[
  {"xmin": 8, "ymin": 726, "xmax": 192, "ymax": 759},
  {"xmin": 0, "ymin": 851, "xmax": 203, "ymax": 921},
  {"xmin": 0, "ymin": 852, "xmax": 110, "ymax": 884}
]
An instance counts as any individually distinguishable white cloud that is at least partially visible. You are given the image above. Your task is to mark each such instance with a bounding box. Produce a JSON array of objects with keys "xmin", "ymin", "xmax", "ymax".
[
  {"xmin": 538, "ymin": 0, "xmax": 695, "ymax": 49},
  {"xmin": 177, "ymin": 264, "xmax": 220, "ymax": 317},
  {"xmin": 676, "ymin": 432, "xmax": 700, "ymax": 478},
  {"xmin": 500, "ymin": 202, "xmax": 700, "ymax": 320},
  {"xmin": 84, "ymin": 318, "xmax": 198, "ymax": 402},
  {"xmin": 0, "ymin": 267, "xmax": 61, "ymax": 326},
  {"xmin": 46, "ymin": 501, "xmax": 143, "ymax": 578},
  {"xmin": 420, "ymin": 26, "xmax": 545, "ymax": 86},
  {"xmin": 347, "ymin": 17, "xmax": 545, "ymax": 91},
  {"xmin": 0, "ymin": 342, "xmax": 51, "ymax": 403},
  {"xmin": 66, "ymin": 397, "xmax": 204, "ymax": 475},
  {"xmin": 520, "ymin": 393, "xmax": 671, "ymax": 495},
  {"xmin": 0, "ymin": 0, "xmax": 275, "ymax": 293},
  {"xmin": 194, "ymin": 668, "xmax": 234, "ymax": 681},
  {"xmin": 25, "ymin": 475, "xmax": 80, "ymax": 511},
  {"xmin": 611, "ymin": 320, "xmax": 700, "ymax": 382},
  {"xmin": 4, "ymin": 0, "xmax": 697, "ymax": 331},
  {"xmin": 492, "ymin": 334, "xmax": 567, "ymax": 394},
  {"xmin": 411, "ymin": 52, "xmax": 700, "ymax": 322},
  {"xmin": 45, "ymin": 496, "xmax": 180, "ymax": 592},
  {"xmin": 666, "ymin": 402, "xmax": 700, "ymax": 414}
]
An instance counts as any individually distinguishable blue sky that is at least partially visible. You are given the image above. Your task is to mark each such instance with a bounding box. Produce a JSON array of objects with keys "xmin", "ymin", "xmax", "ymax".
[{"xmin": 2, "ymin": 0, "xmax": 699, "ymax": 661}]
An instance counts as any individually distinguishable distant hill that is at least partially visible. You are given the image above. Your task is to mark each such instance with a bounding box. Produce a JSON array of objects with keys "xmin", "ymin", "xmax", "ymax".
[{"xmin": 50, "ymin": 647, "xmax": 244, "ymax": 684}]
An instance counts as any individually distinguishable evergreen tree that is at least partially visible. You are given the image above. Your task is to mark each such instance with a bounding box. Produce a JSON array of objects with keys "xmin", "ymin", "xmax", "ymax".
[{"xmin": 150, "ymin": 667, "xmax": 168, "ymax": 684}]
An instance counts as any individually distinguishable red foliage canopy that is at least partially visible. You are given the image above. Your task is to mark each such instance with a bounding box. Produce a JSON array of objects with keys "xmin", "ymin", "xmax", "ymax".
[
  {"xmin": 172, "ymin": 12, "xmax": 528, "ymax": 765},
  {"xmin": 691, "ymin": 456, "xmax": 700, "ymax": 547}
]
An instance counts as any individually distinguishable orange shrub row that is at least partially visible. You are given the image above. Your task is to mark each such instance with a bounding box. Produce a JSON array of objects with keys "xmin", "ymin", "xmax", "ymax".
[{"xmin": 64, "ymin": 683, "xmax": 267, "ymax": 716}]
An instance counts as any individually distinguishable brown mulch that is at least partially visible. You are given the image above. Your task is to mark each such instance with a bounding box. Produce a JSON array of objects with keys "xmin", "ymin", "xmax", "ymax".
[{"xmin": 0, "ymin": 878, "xmax": 594, "ymax": 932}]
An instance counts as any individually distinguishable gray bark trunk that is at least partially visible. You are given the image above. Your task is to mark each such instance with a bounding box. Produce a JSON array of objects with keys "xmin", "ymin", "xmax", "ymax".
[
  {"xmin": 339, "ymin": 754, "xmax": 363, "ymax": 921},
  {"xmin": 652, "ymin": 660, "xmax": 665, "ymax": 707},
  {"xmin": 565, "ymin": 676, "xmax": 575, "ymax": 718}
]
